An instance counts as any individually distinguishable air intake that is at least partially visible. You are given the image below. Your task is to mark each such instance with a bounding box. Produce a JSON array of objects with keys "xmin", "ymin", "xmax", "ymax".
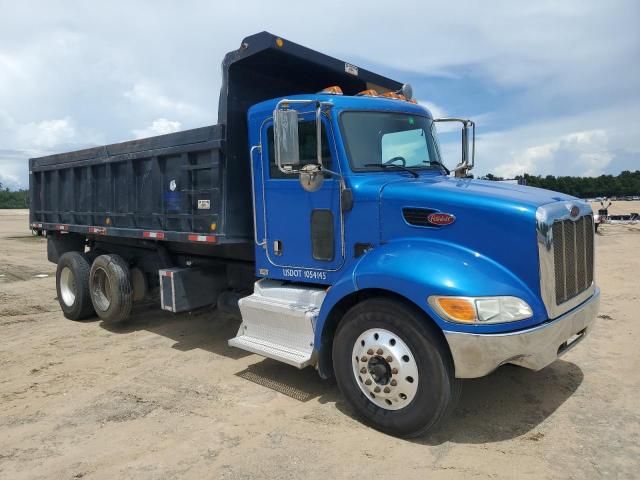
[{"xmin": 402, "ymin": 208, "xmax": 437, "ymax": 227}]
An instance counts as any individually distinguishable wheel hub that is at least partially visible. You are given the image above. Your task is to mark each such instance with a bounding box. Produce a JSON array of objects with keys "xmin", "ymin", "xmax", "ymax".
[
  {"xmin": 59, "ymin": 266, "xmax": 76, "ymax": 307},
  {"xmin": 92, "ymin": 267, "xmax": 112, "ymax": 312},
  {"xmin": 352, "ymin": 328, "xmax": 419, "ymax": 411},
  {"xmin": 368, "ymin": 356, "xmax": 392, "ymax": 385}
]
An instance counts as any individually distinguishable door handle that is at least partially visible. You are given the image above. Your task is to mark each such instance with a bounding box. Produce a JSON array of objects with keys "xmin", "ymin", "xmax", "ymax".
[{"xmin": 273, "ymin": 240, "xmax": 283, "ymax": 256}]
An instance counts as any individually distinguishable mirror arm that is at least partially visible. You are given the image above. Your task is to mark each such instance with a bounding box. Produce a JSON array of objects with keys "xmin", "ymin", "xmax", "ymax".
[{"xmin": 316, "ymin": 102, "xmax": 323, "ymax": 168}]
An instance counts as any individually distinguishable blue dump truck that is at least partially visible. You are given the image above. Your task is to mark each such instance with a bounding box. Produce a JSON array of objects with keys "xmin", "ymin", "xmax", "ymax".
[{"xmin": 29, "ymin": 32, "xmax": 599, "ymax": 437}]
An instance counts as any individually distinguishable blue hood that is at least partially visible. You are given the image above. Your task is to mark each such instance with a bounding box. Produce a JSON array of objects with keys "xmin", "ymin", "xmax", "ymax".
[
  {"xmin": 380, "ymin": 176, "xmax": 576, "ymax": 211},
  {"xmin": 374, "ymin": 175, "xmax": 579, "ymax": 302}
]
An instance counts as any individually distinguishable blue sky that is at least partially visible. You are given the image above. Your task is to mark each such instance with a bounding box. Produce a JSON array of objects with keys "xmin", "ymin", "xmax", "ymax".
[{"xmin": 1, "ymin": 0, "xmax": 638, "ymax": 189}]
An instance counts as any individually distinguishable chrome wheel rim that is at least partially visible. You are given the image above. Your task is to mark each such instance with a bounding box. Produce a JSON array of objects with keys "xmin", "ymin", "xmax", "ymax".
[
  {"xmin": 351, "ymin": 328, "xmax": 419, "ymax": 410},
  {"xmin": 59, "ymin": 267, "xmax": 76, "ymax": 307},
  {"xmin": 92, "ymin": 267, "xmax": 112, "ymax": 311}
]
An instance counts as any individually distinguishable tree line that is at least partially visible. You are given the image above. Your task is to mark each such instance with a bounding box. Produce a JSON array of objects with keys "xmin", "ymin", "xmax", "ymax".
[
  {"xmin": 481, "ymin": 170, "xmax": 640, "ymax": 198},
  {"xmin": 2, "ymin": 171, "xmax": 639, "ymax": 209},
  {"xmin": 0, "ymin": 183, "xmax": 29, "ymax": 208}
]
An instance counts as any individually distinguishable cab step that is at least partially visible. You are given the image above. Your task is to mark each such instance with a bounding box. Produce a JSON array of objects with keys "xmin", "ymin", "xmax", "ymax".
[{"xmin": 228, "ymin": 279, "xmax": 327, "ymax": 368}]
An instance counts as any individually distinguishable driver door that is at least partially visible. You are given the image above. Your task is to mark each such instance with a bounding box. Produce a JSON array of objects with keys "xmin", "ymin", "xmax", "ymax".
[{"xmin": 260, "ymin": 114, "xmax": 344, "ymax": 275}]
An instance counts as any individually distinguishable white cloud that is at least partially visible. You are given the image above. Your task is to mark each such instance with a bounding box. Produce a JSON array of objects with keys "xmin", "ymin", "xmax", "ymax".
[
  {"xmin": 0, "ymin": 171, "xmax": 22, "ymax": 190},
  {"xmin": 494, "ymin": 129, "xmax": 612, "ymax": 178},
  {"xmin": 418, "ymin": 101, "xmax": 447, "ymax": 119},
  {"xmin": 124, "ymin": 82, "xmax": 203, "ymax": 119},
  {"xmin": 16, "ymin": 117, "xmax": 76, "ymax": 149},
  {"xmin": 0, "ymin": 0, "xmax": 637, "ymax": 189},
  {"xmin": 132, "ymin": 118, "xmax": 182, "ymax": 139},
  {"xmin": 417, "ymin": 100, "xmax": 461, "ymax": 135}
]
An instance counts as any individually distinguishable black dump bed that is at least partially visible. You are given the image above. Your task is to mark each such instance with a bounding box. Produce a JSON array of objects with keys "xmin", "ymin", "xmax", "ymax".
[
  {"xmin": 29, "ymin": 31, "xmax": 401, "ymax": 247},
  {"xmin": 30, "ymin": 125, "xmax": 228, "ymax": 243}
]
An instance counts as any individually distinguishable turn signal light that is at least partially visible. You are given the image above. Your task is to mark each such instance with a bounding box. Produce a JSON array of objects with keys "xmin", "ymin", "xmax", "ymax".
[
  {"xmin": 428, "ymin": 295, "xmax": 534, "ymax": 324},
  {"xmin": 433, "ymin": 297, "xmax": 476, "ymax": 322},
  {"xmin": 318, "ymin": 86, "xmax": 343, "ymax": 95},
  {"xmin": 356, "ymin": 89, "xmax": 379, "ymax": 96}
]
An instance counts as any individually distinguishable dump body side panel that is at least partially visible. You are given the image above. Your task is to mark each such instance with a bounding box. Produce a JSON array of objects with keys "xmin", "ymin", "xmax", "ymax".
[{"xmin": 29, "ymin": 125, "xmax": 250, "ymax": 249}]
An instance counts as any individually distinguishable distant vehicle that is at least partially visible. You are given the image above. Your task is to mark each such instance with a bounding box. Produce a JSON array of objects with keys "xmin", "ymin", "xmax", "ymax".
[
  {"xmin": 594, "ymin": 199, "xmax": 612, "ymax": 231},
  {"xmin": 28, "ymin": 32, "xmax": 599, "ymax": 437}
]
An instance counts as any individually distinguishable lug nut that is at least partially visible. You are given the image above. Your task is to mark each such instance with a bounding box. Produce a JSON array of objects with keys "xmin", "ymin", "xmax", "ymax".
[
  {"xmin": 386, "ymin": 356, "xmax": 393, "ymax": 363},
  {"xmin": 383, "ymin": 387, "xmax": 391, "ymax": 393},
  {"xmin": 360, "ymin": 367, "xmax": 367, "ymax": 374},
  {"xmin": 367, "ymin": 349, "xmax": 374, "ymax": 355},
  {"xmin": 391, "ymin": 368, "xmax": 398, "ymax": 375},
  {"xmin": 361, "ymin": 356, "xmax": 368, "ymax": 362},
  {"xmin": 376, "ymin": 348, "xmax": 383, "ymax": 355},
  {"xmin": 365, "ymin": 379, "xmax": 372, "ymax": 385},
  {"xmin": 390, "ymin": 379, "xmax": 397, "ymax": 386},
  {"xmin": 374, "ymin": 386, "xmax": 381, "ymax": 393}
]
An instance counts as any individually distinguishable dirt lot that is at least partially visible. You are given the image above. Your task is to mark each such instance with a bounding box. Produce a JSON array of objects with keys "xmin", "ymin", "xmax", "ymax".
[{"xmin": 1, "ymin": 207, "xmax": 639, "ymax": 479}]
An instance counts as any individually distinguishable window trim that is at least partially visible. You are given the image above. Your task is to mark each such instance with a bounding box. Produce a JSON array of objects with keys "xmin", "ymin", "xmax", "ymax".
[{"xmin": 264, "ymin": 113, "xmax": 335, "ymax": 181}]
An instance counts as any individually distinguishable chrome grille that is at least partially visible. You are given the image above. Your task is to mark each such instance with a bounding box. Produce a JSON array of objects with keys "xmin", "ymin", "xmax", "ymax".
[{"xmin": 551, "ymin": 215, "xmax": 594, "ymax": 304}]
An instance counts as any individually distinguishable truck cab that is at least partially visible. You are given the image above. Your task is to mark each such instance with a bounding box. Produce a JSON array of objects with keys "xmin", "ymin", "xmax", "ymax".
[
  {"xmin": 231, "ymin": 84, "xmax": 599, "ymax": 434},
  {"xmin": 32, "ymin": 32, "xmax": 599, "ymax": 438}
]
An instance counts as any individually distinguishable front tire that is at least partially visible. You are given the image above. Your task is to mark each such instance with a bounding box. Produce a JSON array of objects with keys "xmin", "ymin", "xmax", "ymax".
[
  {"xmin": 89, "ymin": 254, "xmax": 133, "ymax": 323},
  {"xmin": 333, "ymin": 298, "xmax": 461, "ymax": 438},
  {"xmin": 56, "ymin": 252, "xmax": 95, "ymax": 320}
]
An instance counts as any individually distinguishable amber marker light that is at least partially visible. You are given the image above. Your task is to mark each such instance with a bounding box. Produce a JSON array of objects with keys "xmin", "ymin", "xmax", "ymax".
[
  {"xmin": 433, "ymin": 297, "xmax": 477, "ymax": 323},
  {"xmin": 380, "ymin": 91, "xmax": 404, "ymax": 100},
  {"xmin": 318, "ymin": 86, "xmax": 343, "ymax": 95},
  {"xmin": 275, "ymin": 38, "xmax": 284, "ymax": 47},
  {"xmin": 356, "ymin": 89, "xmax": 378, "ymax": 96}
]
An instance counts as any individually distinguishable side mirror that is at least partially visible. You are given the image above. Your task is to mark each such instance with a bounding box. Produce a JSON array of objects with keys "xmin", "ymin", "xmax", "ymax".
[
  {"xmin": 299, "ymin": 164, "xmax": 324, "ymax": 192},
  {"xmin": 461, "ymin": 123, "xmax": 470, "ymax": 165},
  {"xmin": 433, "ymin": 117, "xmax": 475, "ymax": 177},
  {"xmin": 273, "ymin": 108, "xmax": 300, "ymax": 170}
]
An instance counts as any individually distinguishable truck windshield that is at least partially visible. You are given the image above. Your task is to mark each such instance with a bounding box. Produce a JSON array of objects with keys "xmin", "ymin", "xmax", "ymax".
[{"xmin": 340, "ymin": 111, "xmax": 443, "ymax": 172}]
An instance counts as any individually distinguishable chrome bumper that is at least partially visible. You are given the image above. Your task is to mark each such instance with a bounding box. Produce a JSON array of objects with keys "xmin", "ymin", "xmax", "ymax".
[{"xmin": 443, "ymin": 288, "xmax": 600, "ymax": 378}]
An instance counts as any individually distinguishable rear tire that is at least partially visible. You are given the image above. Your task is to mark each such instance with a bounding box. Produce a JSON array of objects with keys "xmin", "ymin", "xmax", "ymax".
[
  {"xmin": 56, "ymin": 252, "xmax": 95, "ymax": 320},
  {"xmin": 333, "ymin": 298, "xmax": 461, "ymax": 438},
  {"xmin": 89, "ymin": 254, "xmax": 133, "ymax": 323}
]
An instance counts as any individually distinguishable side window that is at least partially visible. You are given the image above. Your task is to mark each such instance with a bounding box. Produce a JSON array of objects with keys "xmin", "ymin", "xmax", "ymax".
[{"xmin": 267, "ymin": 121, "xmax": 332, "ymax": 179}]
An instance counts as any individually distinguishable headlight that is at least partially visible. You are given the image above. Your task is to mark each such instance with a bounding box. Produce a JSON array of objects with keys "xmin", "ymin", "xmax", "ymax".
[{"xmin": 427, "ymin": 295, "xmax": 533, "ymax": 324}]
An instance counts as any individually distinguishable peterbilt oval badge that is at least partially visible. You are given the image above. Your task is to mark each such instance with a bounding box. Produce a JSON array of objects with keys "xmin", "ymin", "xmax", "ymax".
[
  {"xmin": 427, "ymin": 212, "xmax": 456, "ymax": 226},
  {"xmin": 570, "ymin": 205, "xmax": 580, "ymax": 218}
]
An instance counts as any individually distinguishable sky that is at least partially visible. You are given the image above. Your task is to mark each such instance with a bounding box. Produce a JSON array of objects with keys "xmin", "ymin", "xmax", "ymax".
[{"xmin": 1, "ymin": 0, "xmax": 638, "ymax": 189}]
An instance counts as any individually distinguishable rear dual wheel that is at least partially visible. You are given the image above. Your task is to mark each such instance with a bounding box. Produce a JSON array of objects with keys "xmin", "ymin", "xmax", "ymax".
[
  {"xmin": 333, "ymin": 298, "xmax": 461, "ymax": 438},
  {"xmin": 56, "ymin": 252, "xmax": 95, "ymax": 320},
  {"xmin": 89, "ymin": 254, "xmax": 133, "ymax": 323}
]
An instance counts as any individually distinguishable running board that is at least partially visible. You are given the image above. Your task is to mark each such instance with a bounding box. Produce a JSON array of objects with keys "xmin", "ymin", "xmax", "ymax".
[
  {"xmin": 228, "ymin": 279, "xmax": 327, "ymax": 369},
  {"xmin": 228, "ymin": 336, "xmax": 313, "ymax": 368}
]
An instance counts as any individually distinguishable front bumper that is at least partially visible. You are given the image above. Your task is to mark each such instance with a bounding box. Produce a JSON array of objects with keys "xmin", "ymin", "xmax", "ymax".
[{"xmin": 443, "ymin": 288, "xmax": 600, "ymax": 378}]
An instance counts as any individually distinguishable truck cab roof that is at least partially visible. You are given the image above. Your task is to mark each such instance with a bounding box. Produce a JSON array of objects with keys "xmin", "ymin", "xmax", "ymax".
[{"xmin": 248, "ymin": 93, "xmax": 433, "ymax": 120}]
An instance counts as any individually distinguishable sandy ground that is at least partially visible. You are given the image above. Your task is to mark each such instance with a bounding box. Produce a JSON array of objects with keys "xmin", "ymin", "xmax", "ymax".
[{"xmin": 1, "ymin": 206, "xmax": 639, "ymax": 479}]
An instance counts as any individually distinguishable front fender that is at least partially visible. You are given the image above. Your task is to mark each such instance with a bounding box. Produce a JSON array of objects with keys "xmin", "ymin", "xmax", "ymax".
[{"xmin": 316, "ymin": 238, "xmax": 546, "ymax": 343}]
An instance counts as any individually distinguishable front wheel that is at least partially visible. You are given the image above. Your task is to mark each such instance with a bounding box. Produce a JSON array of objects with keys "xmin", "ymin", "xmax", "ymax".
[{"xmin": 333, "ymin": 298, "xmax": 461, "ymax": 438}]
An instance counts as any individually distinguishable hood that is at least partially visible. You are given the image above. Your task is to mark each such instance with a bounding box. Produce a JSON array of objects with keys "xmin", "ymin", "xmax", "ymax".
[
  {"xmin": 380, "ymin": 176, "xmax": 576, "ymax": 212},
  {"xmin": 375, "ymin": 175, "xmax": 580, "ymax": 298}
]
